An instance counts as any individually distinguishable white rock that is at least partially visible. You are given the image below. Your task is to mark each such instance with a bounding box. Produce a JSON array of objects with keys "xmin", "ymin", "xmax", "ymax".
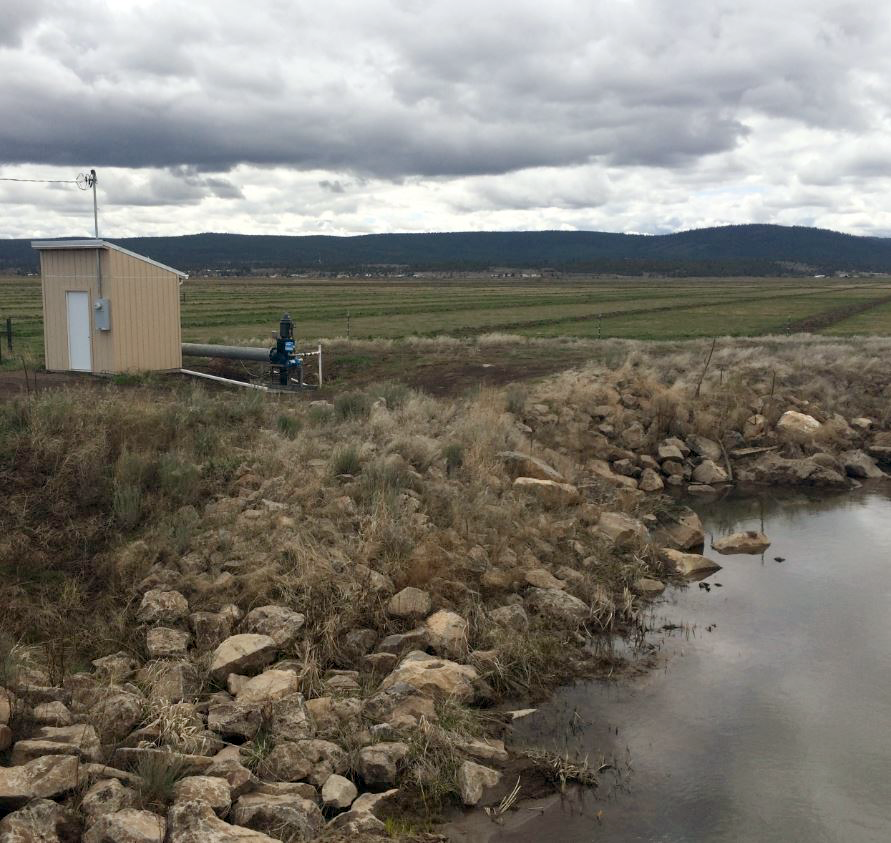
[
  {"xmin": 387, "ymin": 587, "xmax": 432, "ymax": 619},
  {"xmin": 597, "ymin": 512, "xmax": 648, "ymax": 548},
  {"xmin": 712, "ymin": 531, "xmax": 771, "ymax": 555},
  {"xmin": 691, "ymin": 459, "xmax": 729, "ymax": 485},
  {"xmin": 457, "ymin": 760, "xmax": 501, "ymax": 806},
  {"xmin": 235, "ymin": 670, "xmax": 300, "ymax": 705},
  {"xmin": 513, "ymin": 476, "xmax": 580, "ymax": 507},
  {"xmin": 660, "ymin": 548, "xmax": 722, "ymax": 577},
  {"xmin": 83, "ymin": 808, "xmax": 166, "ymax": 843},
  {"xmin": 424, "ymin": 610, "xmax": 468, "ymax": 658},
  {"xmin": 173, "ymin": 776, "xmax": 231, "ymax": 816},
  {"xmin": 209, "ymin": 635, "xmax": 277, "ymax": 682},
  {"xmin": 377, "ymin": 651, "xmax": 480, "ymax": 703},
  {"xmin": 777, "ymin": 410, "xmax": 822, "ymax": 441},
  {"xmin": 321, "ymin": 773, "xmax": 358, "ymax": 809}
]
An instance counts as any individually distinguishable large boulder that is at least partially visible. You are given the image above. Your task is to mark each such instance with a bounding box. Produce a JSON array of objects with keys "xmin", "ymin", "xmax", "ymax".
[
  {"xmin": 210, "ymin": 635, "xmax": 277, "ymax": 683},
  {"xmin": 0, "ymin": 687, "xmax": 12, "ymax": 725},
  {"xmin": 83, "ymin": 808, "xmax": 166, "ymax": 843},
  {"xmin": 11, "ymin": 724, "xmax": 101, "ymax": 764},
  {"xmin": 457, "ymin": 760, "xmax": 501, "ymax": 806},
  {"xmin": 326, "ymin": 809, "xmax": 387, "ymax": 835},
  {"xmin": 0, "ymin": 798, "xmax": 79, "ymax": 841},
  {"xmin": 597, "ymin": 512, "xmax": 648, "ymax": 548},
  {"xmin": 356, "ymin": 742, "xmax": 409, "ymax": 788},
  {"xmin": 268, "ymin": 694, "xmax": 314, "ymax": 742},
  {"xmin": 776, "ymin": 410, "xmax": 822, "ymax": 442},
  {"xmin": 376, "ymin": 628, "xmax": 430, "ymax": 656},
  {"xmin": 687, "ymin": 435, "xmax": 723, "ymax": 462},
  {"xmin": 386, "ymin": 587, "xmax": 432, "ymax": 620},
  {"xmin": 148, "ymin": 662, "xmax": 201, "ymax": 704},
  {"xmin": 658, "ymin": 509, "xmax": 705, "ymax": 551},
  {"xmin": 263, "ymin": 739, "xmax": 347, "ymax": 786},
  {"xmin": 744, "ymin": 454, "xmax": 848, "ymax": 488},
  {"xmin": 638, "ymin": 468, "xmax": 664, "ymax": 493},
  {"xmin": 363, "ymin": 682, "xmax": 437, "ymax": 729},
  {"xmin": 321, "ymin": 773, "xmax": 358, "ymax": 809},
  {"xmin": 231, "ymin": 792, "xmax": 323, "ymax": 841},
  {"xmin": 840, "ymin": 450, "xmax": 886, "ymax": 480},
  {"xmin": 136, "ymin": 589, "xmax": 189, "ymax": 625},
  {"xmin": 525, "ymin": 587, "xmax": 589, "ymax": 624},
  {"xmin": 173, "ymin": 776, "xmax": 232, "ymax": 816},
  {"xmin": 189, "ymin": 612, "xmax": 233, "ymax": 653},
  {"xmin": 743, "ymin": 414, "xmax": 767, "ymax": 440},
  {"xmin": 204, "ymin": 751, "xmax": 255, "ymax": 799},
  {"xmin": 235, "ymin": 670, "xmax": 299, "ymax": 706},
  {"xmin": 207, "ymin": 703, "xmax": 263, "ymax": 741},
  {"xmin": 166, "ymin": 799, "xmax": 278, "ymax": 841},
  {"xmin": 32, "ymin": 701, "xmax": 72, "ymax": 727},
  {"xmin": 712, "ymin": 531, "xmax": 771, "ymax": 555},
  {"xmin": 242, "ymin": 606, "xmax": 306, "ymax": 648},
  {"xmin": 0, "ymin": 754, "xmax": 81, "ymax": 810},
  {"xmin": 513, "ymin": 477, "xmax": 580, "ymax": 507},
  {"xmin": 424, "ymin": 610, "xmax": 468, "ymax": 658},
  {"xmin": 305, "ymin": 696, "xmax": 361, "ymax": 736},
  {"xmin": 81, "ymin": 777, "xmax": 137, "ymax": 821},
  {"xmin": 660, "ymin": 548, "xmax": 722, "ymax": 577},
  {"xmin": 498, "ymin": 451, "xmax": 565, "ymax": 482},
  {"xmin": 488, "ymin": 604, "xmax": 529, "ymax": 632},
  {"xmin": 377, "ymin": 652, "xmax": 480, "ymax": 703},
  {"xmin": 691, "ymin": 459, "xmax": 729, "ymax": 485},
  {"xmin": 145, "ymin": 627, "xmax": 190, "ymax": 659}
]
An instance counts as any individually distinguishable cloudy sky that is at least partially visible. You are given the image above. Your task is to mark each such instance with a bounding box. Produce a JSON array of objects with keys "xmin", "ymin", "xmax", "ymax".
[{"xmin": 2, "ymin": 0, "xmax": 891, "ymax": 239}]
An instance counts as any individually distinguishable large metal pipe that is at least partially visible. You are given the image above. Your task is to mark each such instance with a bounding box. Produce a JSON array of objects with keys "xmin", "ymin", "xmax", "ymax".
[{"xmin": 182, "ymin": 342, "xmax": 270, "ymax": 362}]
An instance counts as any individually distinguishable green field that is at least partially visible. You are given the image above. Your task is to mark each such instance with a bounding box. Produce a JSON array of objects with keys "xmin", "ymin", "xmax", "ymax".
[{"xmin": 3, "ymin": 274, "xmax": 891, "ymax": 366}]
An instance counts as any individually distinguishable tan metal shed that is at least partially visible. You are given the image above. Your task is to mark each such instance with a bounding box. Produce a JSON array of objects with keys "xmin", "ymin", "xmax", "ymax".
[{"xmin": 31, "ymin": 239, "xmax": 187, "ymax": 374}]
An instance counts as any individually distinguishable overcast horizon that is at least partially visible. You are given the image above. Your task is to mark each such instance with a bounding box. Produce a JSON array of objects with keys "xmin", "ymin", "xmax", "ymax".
[{"xmin": 3, "ymin": 0, "xmax": 890, "ymax": 241}]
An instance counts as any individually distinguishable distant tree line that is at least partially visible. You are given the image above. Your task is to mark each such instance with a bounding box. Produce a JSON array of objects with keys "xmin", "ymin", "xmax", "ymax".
[{"xmin": 4, "ymin": 224, "xmax": 891, "ymax": 276}]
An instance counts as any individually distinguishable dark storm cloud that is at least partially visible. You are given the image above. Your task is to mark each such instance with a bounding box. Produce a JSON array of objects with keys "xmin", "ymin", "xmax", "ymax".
[{"xmin": 4, "ymin": 0, "xmax": 889, "ymax": 180}]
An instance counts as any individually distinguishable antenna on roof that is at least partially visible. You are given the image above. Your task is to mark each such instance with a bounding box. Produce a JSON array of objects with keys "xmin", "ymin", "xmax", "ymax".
[{"xmin": 76, "ymin": 169, "xmax": 99, "ymax": 238}]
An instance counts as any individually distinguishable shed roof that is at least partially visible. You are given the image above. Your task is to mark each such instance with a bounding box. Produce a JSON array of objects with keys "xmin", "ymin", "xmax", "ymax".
[{"xmin": 31, "ymin": 239, "xmax": 188, "ymax": 279}]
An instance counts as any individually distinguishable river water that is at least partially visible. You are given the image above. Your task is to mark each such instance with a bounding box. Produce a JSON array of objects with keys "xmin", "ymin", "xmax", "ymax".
[{"xmin": 451, "ymin": 486, "xmax": 891, "ymax": 842}]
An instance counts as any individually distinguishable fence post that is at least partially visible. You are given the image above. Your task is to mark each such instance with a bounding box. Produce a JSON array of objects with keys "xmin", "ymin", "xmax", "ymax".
[{"xmin": 5, "ymin": 317, "xmax": 11, "ymax": 352}]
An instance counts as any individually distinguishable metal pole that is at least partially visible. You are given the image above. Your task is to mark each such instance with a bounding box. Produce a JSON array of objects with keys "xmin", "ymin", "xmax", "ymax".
[
  {"xmin": 318, "ymin": 343, "xmax": 323, "ymax": 386},
  {"xmin": 92, "ymin": 169, "xmax": 102, "ymax": 297},
  {"xmin": 5, "ymin": 317, "xmax": 11, "ymax": 352},
  {"xmin": 91, "ymin": 169, "xmax": 99, "ymax": 238}
]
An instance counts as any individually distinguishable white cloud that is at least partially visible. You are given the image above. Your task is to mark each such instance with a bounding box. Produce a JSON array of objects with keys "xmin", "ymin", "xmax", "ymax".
[{"xmin": 2, "ymin": 0, "xmax": 891, "ymax": 237}]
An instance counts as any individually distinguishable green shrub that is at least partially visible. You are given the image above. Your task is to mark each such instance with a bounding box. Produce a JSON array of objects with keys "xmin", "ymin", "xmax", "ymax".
[
  {"xmin": 505, "ymin": 384, "xmax": 527, "ymax": 415},
  {"xmin": 113, "ymin": 483, "xmax": 144, "ymax": 530},
  {"xmin": 358, "ymin": 457, "xmax": 408, "ymax": 505},
  {"xmin": 135, "ymin": 751, "xmax": 188, "ymax": 811},
  {"xmin": 308, "ymin": 404, "xmax": 334, "ymax": 425},
  {"xmin": 158, "ymin": 454, "xmax": 202, "ymax": 504},
  {"xmin": 443, "ymin": 443, "xmax": 463, "ymax": 475},
  {"xmin": 276, "ymin": 413, "xmax": 302, "ymax": 439},
  {"xmin": 373, "ymin": 381, "xmax": 411, "ymax": 409},
  {"xmin": 330, "ymin": 444, "xmax": 361, "ymax": 476},
  {"xmin": 334, "ymin": 391, "xmax": 371, "ymax": 421}
]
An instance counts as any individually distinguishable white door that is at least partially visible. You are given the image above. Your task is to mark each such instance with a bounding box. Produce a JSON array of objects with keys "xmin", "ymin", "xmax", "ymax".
[{"xmin": 66, "ymin": 291, "xmax": 92, "ymax": 371}]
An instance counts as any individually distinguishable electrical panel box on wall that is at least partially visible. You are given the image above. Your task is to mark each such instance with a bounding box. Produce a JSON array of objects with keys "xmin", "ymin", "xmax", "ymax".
[{"xmin": 94, "ymin": 298, "xmax": 111, "ymax": 331}]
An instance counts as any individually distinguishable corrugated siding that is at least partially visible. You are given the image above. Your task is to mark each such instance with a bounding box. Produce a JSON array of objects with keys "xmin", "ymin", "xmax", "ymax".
[{"xmin": 40, "ymin": 247, "xmax": 182, "ymax": 373}]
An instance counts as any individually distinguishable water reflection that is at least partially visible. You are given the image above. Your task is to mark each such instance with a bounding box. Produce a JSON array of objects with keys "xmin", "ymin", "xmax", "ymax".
[{"xmin": 451, "ymin": 486, "xmax": 891, "ymax": 843}]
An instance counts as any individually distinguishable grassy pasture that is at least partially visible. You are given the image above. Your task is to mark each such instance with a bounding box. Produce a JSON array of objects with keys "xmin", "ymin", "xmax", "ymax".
[{"xmin": 2, "ymin": 274, "xmax": 891, "ymax": 367}]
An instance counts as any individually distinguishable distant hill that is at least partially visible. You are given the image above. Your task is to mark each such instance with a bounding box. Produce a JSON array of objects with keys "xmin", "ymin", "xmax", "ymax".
[{"xmin": 4, "ymin": 224, "xmax": 891, "ymax": 276}]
